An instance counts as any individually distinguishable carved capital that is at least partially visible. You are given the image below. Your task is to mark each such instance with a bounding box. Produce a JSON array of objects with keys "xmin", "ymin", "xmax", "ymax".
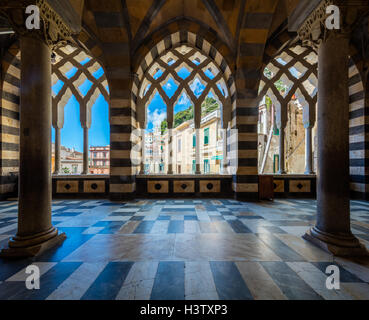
[
  {"xmin": 297, "ymin": 0, "xmax": 361, "ymax": 50},
  {"xmin": 0, "ymin": 0, "xmax": 74, "ymax": 50},
  {"xmin": 298, "ymin": 0, "xmax": 334, "ymax": 50}
]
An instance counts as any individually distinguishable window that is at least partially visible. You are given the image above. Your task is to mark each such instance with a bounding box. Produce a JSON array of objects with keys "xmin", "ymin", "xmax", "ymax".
[
  {"xmin": 192, "ymin": 160, "xmax": 196, "ymax": 173},
  {"xmin": 258, "ymin": 45, "xmax": 317, "ymax": 174},
  {"xmin": 51, "ymin": 45, "xmax": 109, "ymax": 176},
  {"xmin": 136, "ymin": 44, "xmax": 232, "ymax": 174},
  {"xmin": 204, "ymin": 128, "xmax": 209, "ymax": 145}
]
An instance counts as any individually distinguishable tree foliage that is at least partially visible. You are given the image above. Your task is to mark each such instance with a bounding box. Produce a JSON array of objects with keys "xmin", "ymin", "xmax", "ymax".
[
  {"xmin": 201, "ymin": 97, "xmax": 219, "ymax": 116},
  {"xmin": 159, "ymin": 97, "xmax": 220, "ymax": 134}
]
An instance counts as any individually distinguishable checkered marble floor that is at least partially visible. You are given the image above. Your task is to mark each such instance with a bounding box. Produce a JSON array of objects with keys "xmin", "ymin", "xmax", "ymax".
[{"xmin": 0, "ymin": 198, "xmax": 368, "ymax": 300}]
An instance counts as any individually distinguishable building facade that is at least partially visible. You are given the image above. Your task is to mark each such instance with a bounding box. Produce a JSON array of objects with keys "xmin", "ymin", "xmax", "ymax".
[
  {"xmin": 89, "ymin": 146, "xmax": 110, "ymax": 174},
  {"xmin": 144, "ymin": 110, "xmax": 225, "ymax": 175},
  {"xmin": 52, "ymin": 143, "xmax": 83, "ymax": 174}
]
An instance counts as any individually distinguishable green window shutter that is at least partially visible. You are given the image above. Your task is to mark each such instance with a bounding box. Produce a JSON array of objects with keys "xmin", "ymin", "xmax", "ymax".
[
  {"xmin": 204, "ymin": 128, "xmax": 209, "ymax": 145},
  {"xmin": 193, "ymin": 134, "xmax": 196, "ymax": 147}
]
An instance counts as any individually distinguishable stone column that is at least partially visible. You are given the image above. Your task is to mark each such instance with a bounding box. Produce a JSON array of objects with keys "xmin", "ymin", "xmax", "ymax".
[
  {"xmin": 167, "ymin": 126, "xmax": 173, "ymax": 174},
  {"xmin": 140, "ymin": 128, "xmax": 146, "ymax": 174},
  {"xmin": 195, "ymin": 128, "xmax": 201, "ymax": 174},
  {"xmin": 304, "ymin": 126, "xmax": 314, "ymax": 174},
  {"xmin": 275, "ymin": 101, "xmax": 287, "ymax": 174},
  {"xmin": 54, "ymin": 127, "xmax": 61, "ymax": 174},
  {"xmin": 222, "ymin": 127, "xmax": 228, "ymax": 174},
  {"xmin": 301, "ymin": 28, "xmax": 366, "ymax": 255},
  {"xmin": 82, "ymin": 127, "xmax": 89, "ymax": 174},
  {"xmin": 1, "ymin": 35, "xmax": 66, "ymax": 257},
  {"xmin": 278, "ymin": 127, "xmax": 286, "ymax": 174},
  {"xmin": 302, "ymin": 101, "xmax": 316, "ymax": 175},
  {"xmin": 194, "ymin": 101, "xmax": 202, "ymax": 174}
]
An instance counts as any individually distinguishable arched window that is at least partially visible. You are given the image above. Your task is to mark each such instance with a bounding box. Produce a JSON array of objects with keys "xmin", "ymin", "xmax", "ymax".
[
  {"xmin": 51, "ymin": 45, "xmax": 110, "ymax": 175},
  {"xmin": 258, "ymin": 45, "xmax": 318, "ymax": 174},
  {"xmin": 136, "ymin": 44, "xmax": 232, "ymax": 175}
]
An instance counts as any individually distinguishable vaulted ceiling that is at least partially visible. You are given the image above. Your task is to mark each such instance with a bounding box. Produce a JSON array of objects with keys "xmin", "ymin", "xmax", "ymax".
[{"xmin": 81, "ymin": 0, "xmax": 302, "ymax": 58}]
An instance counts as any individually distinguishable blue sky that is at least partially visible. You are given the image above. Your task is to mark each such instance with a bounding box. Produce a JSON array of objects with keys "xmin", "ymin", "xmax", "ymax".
[
  {"xmin": 146, "ymin": 68, "xmax": 209, "ymax": 132},
  {"xmin": 52, "ymin": 66, "xmax": 215, "ymax": 151},
  {"xmin": 51, "ymin": 66, "xmax": 109, "ymax": 153}
]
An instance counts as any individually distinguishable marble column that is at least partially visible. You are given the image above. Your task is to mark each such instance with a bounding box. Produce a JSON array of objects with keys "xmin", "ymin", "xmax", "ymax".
[
  {"xmin": 53, "ymin": 127, "xmax": 61, "ymax": 175},
  {"xmin": 140, "ymin": 129, "xmax": 146, "ymax": 174},
  {"xmin": 167, "ymin": 126, "xmax": 173, "ymax": 174},
  {"xmin": 278, "ymin": 127, "xmax": 286, "ymax": 174},
  {"xmin": 0, "ymin": 36, "xmax": 66, "ymax": 258},
  {"xmin": 222, "ymin": 128, "xmax": 228, "ymax": 174},
  {"xmin": 303, "ymin": 32, "xmax": 367, "ymax": 256},
  {"xmin": 275, "ymin": 101, "xmax": 287, "ymax": 174},
  {"xmin": 82, "ymin": 127, "xmax": 89, "ymax": 174},
  {"xmin": 304, "ymin": 126, "xmax": 314, "ymax": 174},
  {"xmin": 195, "ymin": 128, "xmax": 201, "ymax": 174}
]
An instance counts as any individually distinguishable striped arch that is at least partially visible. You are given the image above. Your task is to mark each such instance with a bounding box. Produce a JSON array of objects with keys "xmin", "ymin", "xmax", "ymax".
[
  {"xmin": 73, "ymin": 27, "xmax": 105, "ymax": 68},
  {"xmin": 348, "ymin": 46, "xmax": 368, "ymax": 200},
  {"xmin": 0, "ymin": 41, "xmax": 20, "ymax": 199},
  {"xmin": 132, "ymin": 19, "xmax": 236, "ymax": 77},
  {"xmin": 131, "ymin": 31, "xmax": 237, "ymax": 177},
  {"xmin": 262, "ymin": 27, "xmax": 296, "ymax": 67},
  {"xmin": 132, "ymin": 31, "xmax": 236, "ymax": 110}
]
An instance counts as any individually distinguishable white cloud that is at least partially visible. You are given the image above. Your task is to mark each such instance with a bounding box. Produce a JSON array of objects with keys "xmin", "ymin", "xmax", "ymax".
[
  {"xmin": 147, "ymin": 108, "xmax": 166, "ymax": 128},
  {"xmin": 190, "ymin": 77, "xmax": 205, "ymax": 97},
  {"xmin": 178, "ymin": 92, "xmax": 191, "ymax": 106}
]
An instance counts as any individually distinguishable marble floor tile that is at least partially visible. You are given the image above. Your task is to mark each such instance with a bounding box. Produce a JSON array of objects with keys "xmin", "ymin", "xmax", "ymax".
[
  {"xmin": 235, "ymin": 262, "xmax": 286, "ymax": 300},
  {"xmin": 0, "ymin": 198, "xmax": 368, "ymax": 300},
  {"xmin": 116, "ymin": 261, "xmax": 158, "ymax": 300},
  {"xmin": 184, "ymin": 261, "xmax": 218, "ymax": 300},
  {"xmin": 173, "ymin": 233, "xmax": 282, "ymax": 261},
  {"xmin": 46, "ymin": 262, "xmax": 107, "ymax": 300},
  {"xmin": 63, "ymin": 234, "xmax": 176, "ymax": 262}
]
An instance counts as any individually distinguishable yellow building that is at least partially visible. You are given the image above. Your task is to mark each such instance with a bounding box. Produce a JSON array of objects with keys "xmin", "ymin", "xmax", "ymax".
[{"xmin": 146, "ymin": 109, "xmax": 225, "ymax": 174}]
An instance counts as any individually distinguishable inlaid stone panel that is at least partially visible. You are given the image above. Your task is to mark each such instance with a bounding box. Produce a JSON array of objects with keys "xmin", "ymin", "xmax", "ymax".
[
  {"xmin": 84, "ymin": 180, "xmax": 105, "ymax": 193},
  {"xmin": 199, "ymin": 180, "xmax": 221, "ymax": 193},
  {"xmin": 148, "ymin": 181, "xmax": 169, "ymax": 193},
  {"xmin": 273, "ymin": 180, "xmax": 285, "ymax": 193},
  {"xmin": 56, "ymin": 181, "xmax": 79, "ymax": 193},
  {"xmin": 289, "ymin": 180, "xmax": 311, "ymax": 193},
  {"xmin": 173, "ymin": 180, "xmax": 195, "ymax": 193}
]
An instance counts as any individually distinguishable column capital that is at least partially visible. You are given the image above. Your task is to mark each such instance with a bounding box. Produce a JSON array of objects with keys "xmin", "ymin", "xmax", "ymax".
[
  {"xmin": 0, "ymin": 0, "xmax": 74, "ymax": 50},
  {"xmin": 297, "ymin": 0, "xmax": 363, "ymax": 50}
]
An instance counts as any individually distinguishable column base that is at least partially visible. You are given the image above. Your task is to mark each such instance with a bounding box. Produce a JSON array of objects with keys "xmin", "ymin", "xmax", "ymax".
[
  {"xmin": 304, "ymin": 170, "xmax": 315, "ymax": 175},
  {"xmin": 195, "ymin": 171, "xmax": 202, "ymax": 175},
  {"xmin": 0, "ymin": 228, "xmax": 66, "ymax": 259},
  {"xmin": 303, "ymin": 227, "xmax": 368, "ymax": 257}
]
